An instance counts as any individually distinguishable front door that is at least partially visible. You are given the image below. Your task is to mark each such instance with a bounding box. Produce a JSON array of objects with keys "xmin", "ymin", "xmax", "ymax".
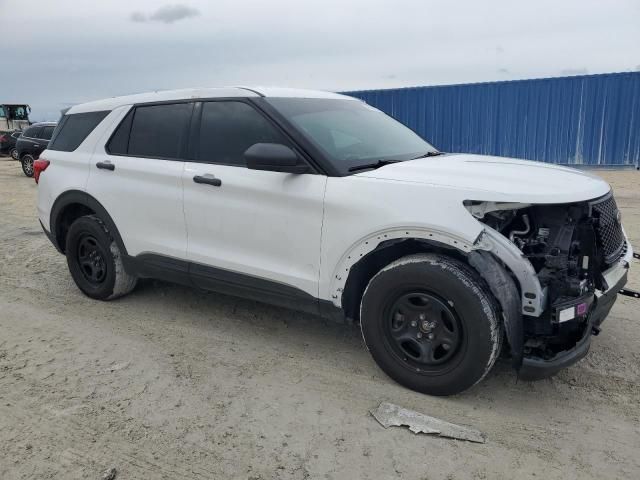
[{"xmin": 182, "ymin": 100, "xmax": 326, "ymax": 303}]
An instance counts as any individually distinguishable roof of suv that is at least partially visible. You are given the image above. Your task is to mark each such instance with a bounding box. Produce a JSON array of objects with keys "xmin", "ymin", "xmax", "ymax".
[{"xmin": 67, "ymin": 87, "xmax": 357, "ymax": 115}]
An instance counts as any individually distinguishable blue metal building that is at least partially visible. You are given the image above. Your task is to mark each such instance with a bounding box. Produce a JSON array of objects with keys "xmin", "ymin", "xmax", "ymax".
[{"xmin": 344, "ymin": 72, "xmax": 640, "ymax": 167}]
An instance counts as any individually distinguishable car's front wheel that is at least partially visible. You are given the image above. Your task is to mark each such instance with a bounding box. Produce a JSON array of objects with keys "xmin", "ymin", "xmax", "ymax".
[
  {"xmin": 360, "ymin": 253, "xmax": 502, "ymax": 396},
  {"xmin": 21, "ymin": 154, "xmax": 34, "ymax": 177},
  {"xmin": 65, "ymin": 215, "xmax": 138, "ymax": 300}
]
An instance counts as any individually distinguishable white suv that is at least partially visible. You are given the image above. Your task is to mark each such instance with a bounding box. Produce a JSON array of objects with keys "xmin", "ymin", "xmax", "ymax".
[{"xmin": 36, "ymin": 87, "xmax": 633, "ymax": 395}]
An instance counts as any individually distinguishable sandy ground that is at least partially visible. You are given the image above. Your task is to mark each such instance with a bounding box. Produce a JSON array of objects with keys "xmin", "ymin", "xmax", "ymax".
[{"xmin": 0, "ymin": 158, "xmax": 639, "ymax": 480}]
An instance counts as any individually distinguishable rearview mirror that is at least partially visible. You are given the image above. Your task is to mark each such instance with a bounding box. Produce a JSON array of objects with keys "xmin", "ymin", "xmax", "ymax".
[{"xmin": 245, "ymin": 143, "xmax": 309, "ymax": 174}]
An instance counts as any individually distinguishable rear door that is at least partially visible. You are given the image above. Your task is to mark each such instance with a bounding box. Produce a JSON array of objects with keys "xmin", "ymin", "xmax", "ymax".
[
  {"xmin": 182, "ymin": 100, "xmax": 326, "ymax": 301},
  {"xmin": 19, "ymin": 125, "xmax": 42, "ymax": 156},
  {"xmin": 87, "ymin": 102, "xmax": 192, "ymax": 262}
]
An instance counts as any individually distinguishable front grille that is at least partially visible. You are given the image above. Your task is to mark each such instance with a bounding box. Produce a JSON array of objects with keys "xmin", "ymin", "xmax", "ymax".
[{"xmin": 590, "ymin": 193, "xmax": 625, "ymax": 265}]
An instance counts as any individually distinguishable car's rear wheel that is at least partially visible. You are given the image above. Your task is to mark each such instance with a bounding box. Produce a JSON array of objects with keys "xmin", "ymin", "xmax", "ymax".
[
  {"xmin": 21, "ymin": 154, "xmax": 34, "ymax": 177},
  {"xmin": 65, "ymin": 215, "xmax": 137, "ymax": 300},
  {"xmin": 360, "ymin": 253, "xmax": 502, "ymax": 396},
  {"xmin": 10, "ymin": 148, "xmax": 18, "ymax": 160}
]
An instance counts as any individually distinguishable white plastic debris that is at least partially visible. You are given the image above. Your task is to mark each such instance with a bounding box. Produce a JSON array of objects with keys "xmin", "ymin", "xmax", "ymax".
[{"xmin": 370, "ymin": 402, "xmax": 485, "ymax": 443}]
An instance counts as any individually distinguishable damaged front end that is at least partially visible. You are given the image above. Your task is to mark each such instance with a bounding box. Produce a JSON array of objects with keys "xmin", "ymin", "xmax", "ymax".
[{"xmin": 467, "ymin": 192, "xmax": 633, "ymax": 380}]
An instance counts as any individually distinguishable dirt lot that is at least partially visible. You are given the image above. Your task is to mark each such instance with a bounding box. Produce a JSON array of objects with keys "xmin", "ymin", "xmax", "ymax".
[{"xmin": 1, "ymin": 158, "xmax": 639, "ymax": 480}]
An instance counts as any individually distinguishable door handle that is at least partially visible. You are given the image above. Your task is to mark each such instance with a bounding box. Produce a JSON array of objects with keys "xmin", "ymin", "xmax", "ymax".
[
  {"xmin": 193, "ymin": 174, "xmax": 222, "ymax": 187},
  {"xmin": 96, "ymin": 161, "xmax": 115, "ymax": 171}
]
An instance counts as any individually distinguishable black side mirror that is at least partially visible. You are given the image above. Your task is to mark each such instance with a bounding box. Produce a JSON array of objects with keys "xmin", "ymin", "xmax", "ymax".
[{"xmin": 245, "ymin": 143, "xmax": 310, "ymax": 174}]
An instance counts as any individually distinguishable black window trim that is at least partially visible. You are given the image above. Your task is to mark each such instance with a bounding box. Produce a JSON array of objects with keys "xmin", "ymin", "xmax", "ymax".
[
  {"xmin": 103, "ymin": 96, "xmax": 326, "ymax": 174},
  {"xmin": 105, "ymin": 101, "xmax": 195, "ymax": 161}
]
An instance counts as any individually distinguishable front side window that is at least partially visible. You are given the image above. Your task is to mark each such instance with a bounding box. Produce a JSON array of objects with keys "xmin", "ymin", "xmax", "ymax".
[
  {"xmin": 196, "ymin": 101, "xmax": 288, "ymax": 166},
  {"xmin": 49, "ymin": 111, "xmax": 109, "ymax": 152},
  {"xmin": 266, "ymin": 98, "xmax": 436, "ymax": 174},
  {"xmin": 127, "ymin": 103, "xmax": 192, "ymax": 159}
]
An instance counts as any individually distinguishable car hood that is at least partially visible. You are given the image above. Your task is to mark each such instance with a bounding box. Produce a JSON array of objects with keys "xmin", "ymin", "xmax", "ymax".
[{"xmin": 354, "ymin": 153, "xmax": 611, "ymax": 204}]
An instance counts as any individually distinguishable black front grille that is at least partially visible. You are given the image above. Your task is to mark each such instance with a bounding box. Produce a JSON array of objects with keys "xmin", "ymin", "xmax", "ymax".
[{"xmin": 590, "ymin": 194, "xmax": 625, "ymax": 265}]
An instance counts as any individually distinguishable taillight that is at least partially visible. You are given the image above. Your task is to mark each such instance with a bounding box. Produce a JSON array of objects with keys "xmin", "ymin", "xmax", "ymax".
[
  {"xmin": 0, "ymin": 134, "xmax": 6, "ymax": 142},
  {"xmin": 34, "ymin": 159, "xmax": 50, "ymax": 184}
]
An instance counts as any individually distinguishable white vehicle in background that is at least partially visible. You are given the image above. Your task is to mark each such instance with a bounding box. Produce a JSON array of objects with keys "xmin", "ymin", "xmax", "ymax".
[{"xmin": 35, "ymin": 87, "xmax": 633, "ymax": 395}]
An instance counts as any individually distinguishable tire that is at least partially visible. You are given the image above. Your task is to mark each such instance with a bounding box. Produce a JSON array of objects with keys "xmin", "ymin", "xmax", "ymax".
[
  {"xmin": 65, "ymin": 215, "xmax": 137, "ymax": 300},
  {"xmin": 360, "ymin": 253, "xmax": 502, "ymax": 396},
  {"xmin": 21, "ymin": 154, "xmax": 34, "ymax": 177},
  {"xmin": 10, "ymin": 148, "xmax": 18, "ymax": 160}
]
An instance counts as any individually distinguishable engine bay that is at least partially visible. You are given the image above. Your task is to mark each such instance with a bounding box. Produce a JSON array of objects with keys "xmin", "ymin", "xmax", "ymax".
[{"xmin": 472, "ymin": 197, "xmax": 624, "ymax": 359}]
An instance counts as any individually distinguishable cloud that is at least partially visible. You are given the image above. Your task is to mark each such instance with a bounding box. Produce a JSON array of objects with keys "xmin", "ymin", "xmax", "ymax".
[{"xmin": 131, "ymin": 4, "xmax": 200, "ymax": 24}]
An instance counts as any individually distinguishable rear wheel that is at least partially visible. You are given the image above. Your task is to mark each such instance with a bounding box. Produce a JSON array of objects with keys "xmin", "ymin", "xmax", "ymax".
[
  {"xmin": 360, "ymin": 253, "xmax": 502, "ymax": 396},
  {"xmin": 10, "ymin": 148, "xmax": 18, "ymax": 160},
  {"xmin": 65, "ymin": 215, "xmax": 137, "ymax": 300},
  {"xmin": 21, "ymin": 154, "xmax": 34, "ymax": 177}
]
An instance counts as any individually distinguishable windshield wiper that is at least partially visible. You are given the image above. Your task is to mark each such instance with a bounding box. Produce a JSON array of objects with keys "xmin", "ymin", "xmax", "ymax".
[
  {"xmin": 348, "ymin": 159, "xmax": 401, "ymax": 172},
  {"xmin": 412, "ymin": 151, "xmax": 444, "ymax": 159}
]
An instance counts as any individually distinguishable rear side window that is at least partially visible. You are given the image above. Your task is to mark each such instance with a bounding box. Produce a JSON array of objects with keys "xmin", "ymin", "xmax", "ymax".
[
  {"xmin": 40, "ymin": 125, "xmax": 56, "ymax": 140},
  {"xmin": 23, "ymin": 126, "xmax": 41, "ymax": 138},
  {"xmin": 196, "ymin": 101, "xmax": 288, "ymax": 166},
  {"xmin": 48, "ymin": 111, "xmax": 109, "ymax": 152},
  {"xmin": 126, "ymin": 103, "xmax": 192, "ymax": 159}
]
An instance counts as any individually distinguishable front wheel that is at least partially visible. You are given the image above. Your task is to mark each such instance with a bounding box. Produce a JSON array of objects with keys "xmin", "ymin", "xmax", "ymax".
[
  {"xmin": 360, "ymin": 253, "xmax": 502, "ymax": 396},
  {"xmin": 21, "ymin": 154, "xmax": 34, "ymax": 177}
]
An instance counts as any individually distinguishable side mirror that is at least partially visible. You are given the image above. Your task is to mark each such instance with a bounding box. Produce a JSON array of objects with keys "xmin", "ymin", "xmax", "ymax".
[{"xmin": 244, "ymin": 143, "xmax": 310, "ymax": 174}]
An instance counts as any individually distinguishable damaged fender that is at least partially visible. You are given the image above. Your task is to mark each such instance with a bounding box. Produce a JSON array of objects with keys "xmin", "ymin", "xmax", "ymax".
[{"xmin": 469, "ymin": 250, "xmax": 523, "ymax": 369}]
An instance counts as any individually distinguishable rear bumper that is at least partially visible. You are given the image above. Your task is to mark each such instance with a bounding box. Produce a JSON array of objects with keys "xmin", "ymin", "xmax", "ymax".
[{"xmin": 519, "ymin": 265, "xmax": 629, "ymax": 381}]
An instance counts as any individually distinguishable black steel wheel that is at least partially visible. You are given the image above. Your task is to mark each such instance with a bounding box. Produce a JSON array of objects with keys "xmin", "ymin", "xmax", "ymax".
[
  {"xmin": 360, "ymin": 253, "xmax": 502, "ymax": 396},
  {"xmin": 66, "ymin": 215, "xmax": 137, "ymax": 300},
  {"xmin": 76, "ymin": 234, "xmax": 108, "ymax": 285},
  {"xmin": 386, "ymin": 291, "xmax": 462, "ymax": 370}
]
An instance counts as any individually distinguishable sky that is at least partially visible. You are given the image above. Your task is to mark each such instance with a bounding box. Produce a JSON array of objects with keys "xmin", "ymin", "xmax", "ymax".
[{"xmin": 1, "ymin": 0, "xmax": 639, "ymax": 121}]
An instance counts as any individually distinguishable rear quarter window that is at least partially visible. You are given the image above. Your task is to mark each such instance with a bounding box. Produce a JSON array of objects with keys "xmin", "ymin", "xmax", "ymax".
[{"xmin": 48, "ymin": 111, "xmax": 110, "ymax": 152}]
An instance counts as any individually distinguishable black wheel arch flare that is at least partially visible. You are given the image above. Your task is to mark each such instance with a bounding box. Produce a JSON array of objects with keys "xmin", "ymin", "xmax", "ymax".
[{"xmin": 49, "ymin": 190, "xmax": 129, "ymax": 260}]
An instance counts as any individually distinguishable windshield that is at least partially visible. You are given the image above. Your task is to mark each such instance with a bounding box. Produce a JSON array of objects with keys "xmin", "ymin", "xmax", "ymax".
[{"xmin": 266, "ymin": 98, "xmax": 437, "ymax": 174}]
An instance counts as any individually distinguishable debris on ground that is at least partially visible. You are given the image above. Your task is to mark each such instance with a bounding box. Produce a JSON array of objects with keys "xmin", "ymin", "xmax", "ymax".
[
  {"xmin": 370, "ymin": 402, "xmax": 485, "ymax": 443},
  {"xmin": 101, "ymin": 467, "xmax": 117, "ymax": 480}
]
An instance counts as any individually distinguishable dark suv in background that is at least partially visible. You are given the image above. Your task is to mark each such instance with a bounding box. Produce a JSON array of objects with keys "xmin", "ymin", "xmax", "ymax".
[
  {"xmin": 16, "ymin": 122, "xmax": 56, "ymax": 177},
  {"xmin": 0, "ymin": 130, "xmax": 22, "ymax": 159}
]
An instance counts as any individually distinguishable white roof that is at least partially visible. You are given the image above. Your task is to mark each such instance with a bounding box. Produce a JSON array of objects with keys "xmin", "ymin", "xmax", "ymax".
[{"xmin": 67, "ymin": 87, "xmax": 355, "ymax": 114}]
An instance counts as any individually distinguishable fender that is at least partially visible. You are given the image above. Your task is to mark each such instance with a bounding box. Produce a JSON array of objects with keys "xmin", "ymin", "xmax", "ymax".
[
  {"xmin": 49, "ymin": 190, "xmax": 129, "ymax": 258},
  {"xmin": 328, "ymin": 227, "xmax": 475, "ymax": 307},
  {"xmin": 473, "ymin": 226, "xmax": 547, "ymax": 317}
]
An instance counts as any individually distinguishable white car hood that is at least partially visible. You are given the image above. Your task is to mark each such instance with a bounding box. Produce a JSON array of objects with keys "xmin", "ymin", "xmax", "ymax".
[{"xmin": 354, "ymin": 153, "xmax": 611, "ymax": 204}]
